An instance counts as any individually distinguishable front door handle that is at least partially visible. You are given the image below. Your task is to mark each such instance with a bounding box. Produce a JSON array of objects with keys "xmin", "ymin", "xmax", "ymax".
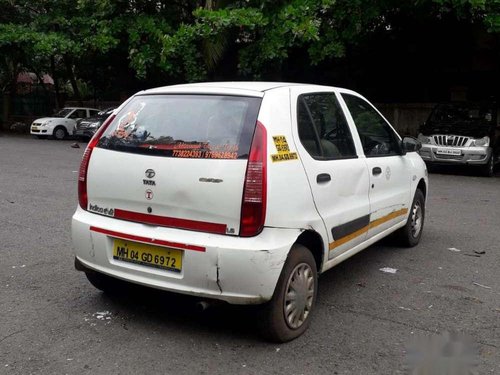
[
  {"xmin": 372, "ymin": 167, "xmax": 382, "ymax": 176},
  {"xmin": 317, "ymin": 173, "xmax": 331, "ymax": 183}
]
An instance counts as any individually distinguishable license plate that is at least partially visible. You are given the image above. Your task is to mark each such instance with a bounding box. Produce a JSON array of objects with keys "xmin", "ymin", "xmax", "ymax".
[
  {"xmin": 32, "ymin": 126, "xmax": 39, "ymax": 131},
  {"xmin": 113, "ymin": 238, "xmax": 183, "ymax": 272},
  {"xmin": 436, "ymin": 148, "xmax": 461, "ymax": 156}
]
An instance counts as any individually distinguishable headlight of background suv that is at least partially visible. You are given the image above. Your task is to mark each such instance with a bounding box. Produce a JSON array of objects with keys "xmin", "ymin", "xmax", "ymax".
[
  {"xmin": 88, "ymin": 122, "xmax": 101, "ymax": 129},
  {"xmin": 417, "ymin": 133, "xmax": 431, "ymax": 144},
  {"xmin": 472, "ymin": 136, "xmax": 489, "ymax": 147}
]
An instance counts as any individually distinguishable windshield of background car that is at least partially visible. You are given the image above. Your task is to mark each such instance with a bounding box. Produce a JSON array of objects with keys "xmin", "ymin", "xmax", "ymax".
[
  {"xmin": 98, "ymin": 108, "xmax": 116, "ymax": 116},
  {"xmin": 97, "ymin": 95, "xmax": 262, "ymax": 159},
  {"xmin": 429, "ymin": 103, "xmax": 495, "ymax": 125},
  {"xmin": 54, "ymin": 108, "xmax": 73, "ymax": 118}
]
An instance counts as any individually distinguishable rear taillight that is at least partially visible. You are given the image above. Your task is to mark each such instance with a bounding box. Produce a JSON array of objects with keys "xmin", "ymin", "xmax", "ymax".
[
  {"xmin": 240, "ymin": 121, "xmax": 267, "ymax": 237},
  {"xmin": 78, "ymin": 114, "xmax": 116, "ymax": 209}
]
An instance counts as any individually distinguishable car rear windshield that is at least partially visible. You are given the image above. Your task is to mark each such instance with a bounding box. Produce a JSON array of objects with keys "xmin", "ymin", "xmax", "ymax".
[
  {"xmin": 97, "ymin": 95, "xmax": 262, "ymax": 159},
  {"xmin": 54, "ymin": 108, "xmax": 73, "ymax": 118}
]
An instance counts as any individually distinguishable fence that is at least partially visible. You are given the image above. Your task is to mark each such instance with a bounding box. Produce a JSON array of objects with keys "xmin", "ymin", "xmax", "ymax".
[{"xmin": 377, "ymin": 103, "xmax": 435, "ymax": 136}]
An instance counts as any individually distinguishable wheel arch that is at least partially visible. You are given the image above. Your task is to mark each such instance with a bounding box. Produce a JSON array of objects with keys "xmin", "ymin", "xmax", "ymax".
[
  {"xmin": 295, "ymin": 230, "xmax": 325, "ymax": 273},
  {"xmin": 416, "ymin": 178, "xmax": 427, "ymax": 199}
]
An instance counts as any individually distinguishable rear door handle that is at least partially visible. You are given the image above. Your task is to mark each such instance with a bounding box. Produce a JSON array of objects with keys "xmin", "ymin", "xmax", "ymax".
[
  {"xmin": 372, "ymin": 167, "xmax": 382, "ymax": 176},
  {"xmin": 317, "ymin": 173, "xmax": 331, "ymax": 183}
]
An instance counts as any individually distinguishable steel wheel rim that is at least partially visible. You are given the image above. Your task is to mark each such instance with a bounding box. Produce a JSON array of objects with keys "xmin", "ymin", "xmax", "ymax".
[
  {"xmin": 55, "ymin": 129, "xmax": 65, "ymax": 139},
  {"xmin": 283, "ymin": 262, "xmax": 315, "ymax": 330},
  {"xmin": 410, "ymin": 201, "xmax": 422, "ymax": 238}
]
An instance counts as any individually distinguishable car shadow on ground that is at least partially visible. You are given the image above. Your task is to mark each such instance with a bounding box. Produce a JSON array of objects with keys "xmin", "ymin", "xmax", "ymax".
[
  {"xmin": 86, "ymin": 239, "xmax": 405, "ymax": 343},
  {"xmin": 92, "ymin": 280, "xmax": 267, "ymax": 342}
]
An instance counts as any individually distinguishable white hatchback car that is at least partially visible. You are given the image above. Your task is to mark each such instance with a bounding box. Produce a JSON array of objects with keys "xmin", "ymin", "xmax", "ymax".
[
  {"xmin": 72, "ymin": 82, "xmax": 428, "ymax": 342},
  {"xmin": 31, "ymin": 107, "xmax": 100, "ymax": 139}
]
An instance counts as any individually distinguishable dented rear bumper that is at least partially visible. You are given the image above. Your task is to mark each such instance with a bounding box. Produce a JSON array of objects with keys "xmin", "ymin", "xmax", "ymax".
[{"xmin": 71, "ymin": 207, "xmax": 298, "ymax": 304}]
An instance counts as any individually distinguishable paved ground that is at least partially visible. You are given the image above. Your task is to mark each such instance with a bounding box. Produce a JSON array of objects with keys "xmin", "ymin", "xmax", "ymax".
[{"xmin": 0, "ymin": 134, "xmax": 499, "ymax": 375}]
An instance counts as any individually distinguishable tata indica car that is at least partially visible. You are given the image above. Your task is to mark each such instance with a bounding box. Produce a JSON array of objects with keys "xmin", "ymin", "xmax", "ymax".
[
  {"xmin": 418, "ymin": 102, "xmax": 500, "ymax": 176},
  {"xmin": 31, "ymin": 107, "xmax": 100, "ymax": 140},
  {"xmin": 72, "ymin": 82, "xmax": 428, "ymax": 342}
]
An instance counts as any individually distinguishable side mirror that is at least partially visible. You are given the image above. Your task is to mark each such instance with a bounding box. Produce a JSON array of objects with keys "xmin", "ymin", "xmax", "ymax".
[{"xmin": 401, "ymin": 136, "xmax": 422, "ymax": 155}]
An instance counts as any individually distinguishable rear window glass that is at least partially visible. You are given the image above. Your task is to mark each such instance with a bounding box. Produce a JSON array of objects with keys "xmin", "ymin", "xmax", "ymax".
[{"xmin": 97, "ymin": 95, "xmax": 262, "ymax": 159}]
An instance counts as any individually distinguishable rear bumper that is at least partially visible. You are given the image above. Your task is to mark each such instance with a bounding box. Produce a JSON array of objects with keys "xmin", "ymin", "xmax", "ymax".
[
  {"xmin": 72, "ymin": 207, "xmax": 299, "ymax": 304},
  {"xmin": 419, "ymin": 144, "xmax": 492, "ymax": 165}
]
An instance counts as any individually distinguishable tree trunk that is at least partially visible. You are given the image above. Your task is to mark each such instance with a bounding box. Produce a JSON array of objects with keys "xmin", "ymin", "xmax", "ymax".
[
  {"xmin": 50, "ymin": 56, "xmax": 61, "ymax": 110},
  {"xmin": 63, "ymin": 54, "xmax": 81, "ymax": 104}
]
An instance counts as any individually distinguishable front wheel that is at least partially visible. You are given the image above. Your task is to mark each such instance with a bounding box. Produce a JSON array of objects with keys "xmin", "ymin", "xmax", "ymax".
[
  {"xmin": 394, "ymin": 189, "xmax": 425, "ymax": 247},
  {"xmin": 52, "ymin": 126, "xmax": 67, "ymax": 140},
  {"xmin": 481, "ymin": 155, "xmax": 495, "ymax": 177},
  {"xmin": 259, "ymin": 244, "xmax": 318, "ymax": 342}
]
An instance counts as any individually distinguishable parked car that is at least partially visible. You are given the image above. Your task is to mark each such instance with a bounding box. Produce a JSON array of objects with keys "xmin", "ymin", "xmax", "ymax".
[
  {"xmin": 73, "ymin": 107, "xmax": 116, "ymax": 140},
  {"xmin": 30, "ymin": 107, "xmax": 100, "ymax": 140},
  {"xmin": 72, "ymin": 82, "xmax": 428, "ymax": 342},
  {"xmin": 418, "ymin": 102, "xmax": 500, "ymax": 176}
]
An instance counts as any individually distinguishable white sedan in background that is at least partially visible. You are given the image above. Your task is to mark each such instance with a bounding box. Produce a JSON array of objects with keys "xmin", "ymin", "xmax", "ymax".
[{"xmin": 31, "ymin": 107, "xmax": 100, "ymax": 140}]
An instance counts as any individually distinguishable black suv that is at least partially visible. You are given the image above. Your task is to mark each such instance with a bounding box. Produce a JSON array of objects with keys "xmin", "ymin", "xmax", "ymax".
[{"xmin": 73, "ymin": 107, "xmax": 115, "ymax": 140}]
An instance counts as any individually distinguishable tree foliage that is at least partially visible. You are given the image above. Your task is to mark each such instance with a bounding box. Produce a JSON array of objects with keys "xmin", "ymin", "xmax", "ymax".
[{"xmin": 0, "ymin": 0, "xmax": 498, "ymax": 96}]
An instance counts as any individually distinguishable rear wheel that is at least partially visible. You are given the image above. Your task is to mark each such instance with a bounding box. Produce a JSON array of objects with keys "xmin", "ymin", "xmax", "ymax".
[
  {"xmin": 260, "ymin": 244, "xmax": 318, "ymax": 342},
  {"xmin": 394, "ymin": 189, "xmax": 425, "ymax": 247},
  {"xmin": 85, "ymin": 272, "xmax": 121, "ymax": 294},
  {"xmin": 52, "ymin": 126, "xmax": 67, "ymax": 140}
]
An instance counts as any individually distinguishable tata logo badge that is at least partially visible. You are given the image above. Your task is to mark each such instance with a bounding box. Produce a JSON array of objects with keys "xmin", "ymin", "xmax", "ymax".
[
  {"xmin": 145, "ymin": 189, "xmax": 154, "ymax": 200},
  {"xmin": 145, "ymin": 169, "xmax": 155, "ymax": 179},
  {"xmin": 446, "ymin": 136, "xmax": 455, "ymax": 145}
]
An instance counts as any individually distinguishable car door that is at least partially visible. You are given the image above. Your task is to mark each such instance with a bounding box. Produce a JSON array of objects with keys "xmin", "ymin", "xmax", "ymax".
[
  {"xmin": 290, "ymin": 88, "xmax": 371, "ymax": 260},
  {"xmin": 339, "ymin": 92, "xmax": 412, "ymax": 239}
]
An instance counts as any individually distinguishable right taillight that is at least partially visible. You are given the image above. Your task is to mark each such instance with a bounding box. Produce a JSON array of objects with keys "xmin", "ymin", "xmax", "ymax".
[
  {"xmin": 240, "ymin": 121, "xmax": 267, "ymax": 237},
  {"xmin": 78, "ymin": 114, "xmax": 116, "ymax": 210}
]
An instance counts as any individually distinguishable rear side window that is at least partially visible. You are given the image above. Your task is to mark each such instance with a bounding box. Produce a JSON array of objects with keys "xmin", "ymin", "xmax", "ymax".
[
  {"xmin": 97, "ymin": 95, "xmax": 261, "ymax": 159},
  {"xmin": 69, "ymin": 109, "xmax": 87, "ymax": 119},
  {"xmin": 297, "ymin": 93, "xmax": 356, "ymax": 159}
]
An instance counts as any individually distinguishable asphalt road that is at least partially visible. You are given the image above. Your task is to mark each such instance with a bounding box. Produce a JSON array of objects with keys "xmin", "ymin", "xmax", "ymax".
[{"xmin": 1, "ymin": 134, "xmax": 499, "ymax": 375}]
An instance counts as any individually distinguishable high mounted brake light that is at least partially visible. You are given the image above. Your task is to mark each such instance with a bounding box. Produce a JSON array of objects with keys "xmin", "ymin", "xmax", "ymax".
[
  {"xmin": 78, "ymin": 114, "xmax": 116, "ymax": 210},
  {"xmin": 239, "ymin": 121, "xmax": 267, "ymax": 237}
]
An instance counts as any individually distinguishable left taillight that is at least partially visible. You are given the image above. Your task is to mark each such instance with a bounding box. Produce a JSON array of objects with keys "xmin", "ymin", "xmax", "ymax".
[
  {"xmin": 239, "ymin": 121, "xmax": 267, "ymax": 237},
  {"xmin": 78, "ymin": 114, "xmax": 115, "ymax": 210}
]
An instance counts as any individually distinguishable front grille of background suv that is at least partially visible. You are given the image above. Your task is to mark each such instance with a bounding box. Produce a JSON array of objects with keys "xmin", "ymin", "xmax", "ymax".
[
  {"xmin": 433, "ymin": 135, "xmax": 469, "ymax": 147},
  {"xmin": 77, "ymin": 121, "xmax": 92, "ymax": 130}
]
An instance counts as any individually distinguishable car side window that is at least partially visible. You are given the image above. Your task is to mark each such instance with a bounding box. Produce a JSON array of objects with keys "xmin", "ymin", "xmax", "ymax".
[
  {"xmin": 342, "ymin": 94, "xmax": 401, "ymax": 157},
  {"xmin": 69, "ymin": 109, "xmax": 87, "ymax": 119},
  {"xmin": 297, "ymin": 93, "xmax": 357, "ymax": 159},
  {"xmin": 90, "ymin": 110, "xmax": 100, "ymax": 117}
]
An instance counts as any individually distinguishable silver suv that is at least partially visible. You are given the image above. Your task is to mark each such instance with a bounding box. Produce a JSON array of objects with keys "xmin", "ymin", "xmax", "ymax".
[{"xmin": 418, "ymin": 102, "xmax": 500, "ymax": 176}]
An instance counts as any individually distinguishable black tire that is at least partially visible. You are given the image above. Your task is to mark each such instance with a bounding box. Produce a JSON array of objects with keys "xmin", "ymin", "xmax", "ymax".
[
  {"xmin": 85, "ymin": 271, "xmax": 121, "ymax": 294},
  {"xmin": 394, "ymin": 189, "xmax": 425, "ymax": 247},
  {"xmin": 259, "ymin": 244, "xmax": 318, "ymax": 342},
  {"xmin": 52, "ymin": 126, "xmax": 67, "ymax": 140},
  {"xmin": 481, "ymin": 155, "xmax": 495, "ymax": 177}
]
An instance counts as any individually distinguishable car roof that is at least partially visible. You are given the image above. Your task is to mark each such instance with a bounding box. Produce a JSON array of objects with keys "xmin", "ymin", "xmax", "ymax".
[
  {"xmin": 64, "ymin": 107, "xmax": 100, "ymax": 111},
  {"xmin": 140, "ymin": 82, "xmax": 354, "ymax": 97}
]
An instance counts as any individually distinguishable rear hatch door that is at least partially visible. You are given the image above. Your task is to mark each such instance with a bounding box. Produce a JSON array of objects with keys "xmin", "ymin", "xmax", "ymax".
[{"xmin": 87, "ymin": 93, "xmax": 262, "ymax": 235}]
